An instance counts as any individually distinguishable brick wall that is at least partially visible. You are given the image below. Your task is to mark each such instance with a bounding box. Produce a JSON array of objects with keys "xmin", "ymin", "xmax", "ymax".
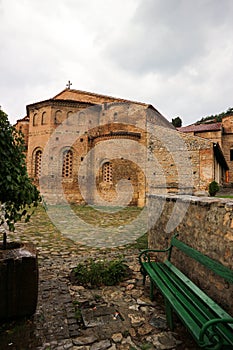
[
  {"xmin": 28, "ymin": 102, "xmax": 153, "ymax": 206},
  {"xmin": 17, "ymin": 95, "xmax": 223, "ymax": 203},
  {"xmin": 148, "ymin": 130, "xmax": 216, "ymax": 193},
  {"xmin": 194, "ymin": 130, "xmax": 222, "ymax": 147}
]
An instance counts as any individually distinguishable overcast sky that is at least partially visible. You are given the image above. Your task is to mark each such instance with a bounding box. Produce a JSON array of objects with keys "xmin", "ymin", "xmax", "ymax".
[{"xmin": 1, "ymin": 0, "xmax": 233, "ymax": 126}]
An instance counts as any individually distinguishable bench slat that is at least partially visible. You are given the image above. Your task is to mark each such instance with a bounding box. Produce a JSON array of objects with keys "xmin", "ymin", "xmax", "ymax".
[
  {"xmin": 171, "ymin": 237, "xmax": 233, "ymax": 284},
  {"xmin": 142, "ymin": 262, "xmax": 233, "ymax": 346},
  {"xmin": 149, "ymin": 263, "xmax": 215, "ymax": 330},
  {"xmin": 140, "ymin": 235, "xmax": 233, "ymax": 348},
  {"xmin": 159, "ymin": 263, "xmax": 220, "ymax": 319},
  {"xmin": 158, "ymin": 262, "xmax": 233, "ymax": 344},
  {"xmin": 164, "ymin": 260, "xmax": 233, "ymax": 323},
  {"xmin": 142, "ymin": 262, "xmax": 208, "ymax": 343}
]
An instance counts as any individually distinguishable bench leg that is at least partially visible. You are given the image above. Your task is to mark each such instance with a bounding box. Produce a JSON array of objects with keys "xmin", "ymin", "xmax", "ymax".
[
  {"xmin": 150, "ymin": 278, "xmax": 154, "ymax": 301},
  {"xmin": 143, "ymin": 273, "xmax": 146, "ymax": 286},
  {"xmin": 140, "ymin": 267, "xmax": 147, "ymax": 286},
  {"xmin": 165, "ymin": 299, "xmax": 174, "ymax": 330}
]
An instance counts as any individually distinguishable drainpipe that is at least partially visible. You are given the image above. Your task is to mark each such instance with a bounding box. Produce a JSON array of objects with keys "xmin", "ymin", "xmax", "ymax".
[{"xmin": 213, "ymin": 143, "xmax": 216, "ymax": 182}]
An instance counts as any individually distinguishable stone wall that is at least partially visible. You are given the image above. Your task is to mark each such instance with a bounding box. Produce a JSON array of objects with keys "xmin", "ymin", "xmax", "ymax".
[
  {"xmin": 178, "ymin": 114, "xmax": 233, "ymax": 184},
  {"xmin": 222, "ymin": 116, "xmax": 233, "ymax": 182},
  {"xmin": 193, "ymin": 129, "xmax": 222, "ymax": 147},
  {"xmin": 148, "ymin": 130, "xmax": 217, "ymax": 193},
  {"xmin": 147, "ymin": 194, "xmax": 233, "ymax": 315}
]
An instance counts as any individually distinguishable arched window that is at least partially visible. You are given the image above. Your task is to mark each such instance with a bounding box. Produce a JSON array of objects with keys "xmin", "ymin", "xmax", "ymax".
[
  {"xmin": 54, "ymin": 110, "xmax": 62, "ymax": 124},
  {"xmin": 62, "ymin": 150, "xmax": 73, "ymax": 178},
  {"xmin": 103, "ymin": 162, "xmax": 112, "ymax": 183},
  {"xmin": 33, "ymin": 113, "xmax": 39, "ymax": 126},
  {"xmin": 41, "ymin": 111, "xmax": 48, "ymax": 125},
  {"xmin": 34, "ymin": 150, "xmax": 42, "ymax": 178},
  {"xmin": 67, "ymin": 111, "xmax": 73, "ymax": 124}
]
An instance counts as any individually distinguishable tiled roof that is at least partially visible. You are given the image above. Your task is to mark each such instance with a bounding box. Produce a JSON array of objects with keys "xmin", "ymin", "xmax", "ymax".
[
  {"xmin": 53, "ymin": 88, "xmax": 148, "ymax": 106},
  {"xmin": 26, "ymin": 88, "xmax": 155, "ymax": 114},
  {"xmin": 178, "ymin": 122, "xmax": 222, "ymax": 133},
  {"xmin": 16, "ymin": 115, "xmax": 29, "ymax": 123}
]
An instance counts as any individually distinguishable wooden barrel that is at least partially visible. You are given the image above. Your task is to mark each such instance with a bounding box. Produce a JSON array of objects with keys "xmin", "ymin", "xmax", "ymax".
[{"xmin": 0, "ymin": 242, "xmax": 38, "ymax": 320}]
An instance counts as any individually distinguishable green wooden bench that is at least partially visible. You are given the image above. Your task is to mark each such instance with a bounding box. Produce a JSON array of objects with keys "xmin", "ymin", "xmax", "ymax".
[{"xmin": 139, "ymin": 234, "xmax": 233, "ymax": 350}]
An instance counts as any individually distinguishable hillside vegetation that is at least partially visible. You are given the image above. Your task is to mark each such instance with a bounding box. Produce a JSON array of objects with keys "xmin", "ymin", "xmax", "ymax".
[{"xmin": 196, "ymin": 107, "xmax": 233, "ymax": 124}]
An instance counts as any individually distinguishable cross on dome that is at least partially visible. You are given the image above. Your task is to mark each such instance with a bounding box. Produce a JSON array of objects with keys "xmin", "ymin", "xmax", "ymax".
[{"xmin": 66, "ymin": 80, "xmax": 72, "ymax": 89}]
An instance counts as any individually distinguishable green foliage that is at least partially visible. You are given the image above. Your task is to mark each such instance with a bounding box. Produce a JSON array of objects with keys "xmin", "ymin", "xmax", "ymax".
[
  {"xmin": 0, "ymin": 109, "xmax": 41, "ymax": 232},
  {"xmin": 196, "ymin": 107, "xmax": 233, "ymax": 125},
  {"xmin": 74, "ymin": 307, "xmax": 82, "ymax": 322},
  {"xmin": 71, "ymin": 257, "xmax": 130, "ymax": 288},
  {"xmin": 208, "ymin": 181, "xmax": 220, "ymax": 196},
  {"xmin": 127, "ymin": 232, "xmax": 148, "ymax": 250},
  {"xmin": 172, "ymin": 116, "xmax": 182, "ymax": 127},
  {"xmin": 140, "ymin": 344, "xmax": 153, "ymax": 350}
]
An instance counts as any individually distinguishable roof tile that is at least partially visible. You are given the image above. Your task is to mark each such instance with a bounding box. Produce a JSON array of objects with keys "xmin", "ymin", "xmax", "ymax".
[{"xmin": 178, "ymin": 122, "xmax": 222, "ymax": 133}]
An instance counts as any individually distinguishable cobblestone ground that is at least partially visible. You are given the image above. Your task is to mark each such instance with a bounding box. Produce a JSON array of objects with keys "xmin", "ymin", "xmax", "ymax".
[{"xmin": 0, "ymin": 206, "xmax": 199, "ymax": 350}]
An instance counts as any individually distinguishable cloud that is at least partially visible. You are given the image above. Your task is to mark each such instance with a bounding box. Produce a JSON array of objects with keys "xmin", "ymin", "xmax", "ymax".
[
  {"xmin": 104, "ymin": 0, "xmax": 233, "ymax": 75},
  {"xmin": 0, "ymin": 0, "xmax": 233, "ymax": 126}
]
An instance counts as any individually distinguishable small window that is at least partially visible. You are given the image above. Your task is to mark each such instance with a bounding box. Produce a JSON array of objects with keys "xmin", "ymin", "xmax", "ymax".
[
  {"xmin": 67, "ymin": 111, "xmax": 73, "ymax": 125},
  {"xmin": 55, "ymin": 110, "xmax": 62, "ymax": 124},
  {"xmin": 35, "ymin": 150, "xmax": 42, "ymax": 178},
  {"xmin": 62, "ymin": 150, "xmax": 73, "ymax": 178},
  {"xmin": 103, "ymin": 162, "xmax": 112, "ymax": 183},
  {"xmin": 41, "ymin": 112, "xmax": 48, "ymax": 125},
  {"xmin": 230, "ymin": 149, "xmax": 233, "ymax": 161},
  {"xmin": 33, "ymin": 113, "xmax": 39, "ymax": 126}
]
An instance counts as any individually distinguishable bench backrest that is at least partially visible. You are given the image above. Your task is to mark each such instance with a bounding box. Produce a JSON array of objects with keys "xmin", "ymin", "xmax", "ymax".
[{"xmin": 169, "ymin": 234, "xmax": 233, "ymax": 284}]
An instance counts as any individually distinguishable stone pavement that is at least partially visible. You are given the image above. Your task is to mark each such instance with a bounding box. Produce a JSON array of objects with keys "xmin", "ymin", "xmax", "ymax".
[
  {"xmin": 34, "ymin": 248, "xmax": 198, "ymax": 350},
  {"xmin": 0, "ymin": 207, "xmax": 199, "ymax": 350}
]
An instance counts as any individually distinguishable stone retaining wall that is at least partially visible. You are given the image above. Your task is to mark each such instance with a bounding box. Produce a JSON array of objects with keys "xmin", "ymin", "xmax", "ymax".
[{"xmin": 147, "ymin": 194, "xmax": 233, "ymax": 315}]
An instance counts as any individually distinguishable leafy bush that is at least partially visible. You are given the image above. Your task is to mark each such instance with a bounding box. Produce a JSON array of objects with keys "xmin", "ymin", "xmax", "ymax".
[
  {"xmin": 208, "ymin": 181, "xmax": 220, "ymax": 196},
  {"xmin": 0, "ymin": 109, "xmax": 41, "ymax": 247},
  {"xmin": 71, "ymin": 257, "xmax": 131, "ymax": 288}
]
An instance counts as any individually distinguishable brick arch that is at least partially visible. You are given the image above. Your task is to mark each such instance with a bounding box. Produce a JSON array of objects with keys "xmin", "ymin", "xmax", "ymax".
[{"xmin": 96, "ymin": 157, "xmax": 145, "ymax": 207}]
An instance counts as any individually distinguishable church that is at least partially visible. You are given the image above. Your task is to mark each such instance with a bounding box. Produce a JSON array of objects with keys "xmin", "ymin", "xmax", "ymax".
[{"xmin": 15, "ymin": 85, "xmax": 229, "ymax": 205}]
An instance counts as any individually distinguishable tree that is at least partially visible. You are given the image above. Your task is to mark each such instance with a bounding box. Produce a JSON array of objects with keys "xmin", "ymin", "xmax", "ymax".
[
  {"xmin": 208, "ymin": 181, "xmax": 220, "ymax": 197},
  {"xmin": 0, "ymin": 109, "xmax": 41, "ymax": 247},
  {"xmin": 172, "ymin": 116, "xmax": 182, "ymax": 128},
  {"xmin": 196, "ymin": 107, "xmax": 233, "ymax": 124},
  {"xmin": 226, "ymin": 107, "xmax": 233, "ymax": 115}
]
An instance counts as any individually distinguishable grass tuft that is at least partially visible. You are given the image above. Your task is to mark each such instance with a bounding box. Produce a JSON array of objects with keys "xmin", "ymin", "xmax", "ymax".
[{"xmin": 70, "ymin": 257, "xmax": 131, "ymax": 288}]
